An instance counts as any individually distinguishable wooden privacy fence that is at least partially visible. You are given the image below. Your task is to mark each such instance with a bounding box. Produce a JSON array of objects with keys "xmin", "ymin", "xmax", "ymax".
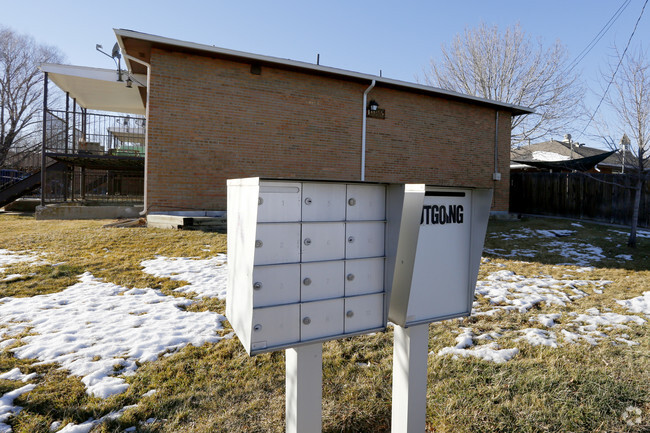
[{"xmin": 510, "ymin": 172, "xmax": 650, "ymax": 228}]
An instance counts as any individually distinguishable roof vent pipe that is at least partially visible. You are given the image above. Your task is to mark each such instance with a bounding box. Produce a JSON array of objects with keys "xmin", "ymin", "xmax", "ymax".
[{"xmin": 361, "ymin": 79, "xmax": 376, "ymax": 181}]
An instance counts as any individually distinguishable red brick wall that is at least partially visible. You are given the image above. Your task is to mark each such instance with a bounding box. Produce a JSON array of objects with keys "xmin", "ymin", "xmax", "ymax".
[{"xmin": 145, "ymin": 48, "xmax": 512, "ymax": 212}]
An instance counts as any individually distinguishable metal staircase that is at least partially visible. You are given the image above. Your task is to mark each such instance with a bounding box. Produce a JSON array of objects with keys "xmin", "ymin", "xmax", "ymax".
[{"xmin": 0, "ymin": 161, "xmax": 67, "ymax": 208}]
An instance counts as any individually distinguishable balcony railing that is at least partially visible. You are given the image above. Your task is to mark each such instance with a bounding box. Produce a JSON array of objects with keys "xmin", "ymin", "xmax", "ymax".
[
  {"xmin": 40, "ymin": 109, "xmax": 145, "ymax": 204},
  {"xmin": 45, "ymin": 109, "xmax": 145, "ymax": 157}
]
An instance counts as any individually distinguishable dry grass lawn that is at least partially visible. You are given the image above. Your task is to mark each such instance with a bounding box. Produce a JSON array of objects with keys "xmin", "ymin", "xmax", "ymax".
[{"xmin": 0, "ymin": 214, "xmax": 648, "ymax": 432}]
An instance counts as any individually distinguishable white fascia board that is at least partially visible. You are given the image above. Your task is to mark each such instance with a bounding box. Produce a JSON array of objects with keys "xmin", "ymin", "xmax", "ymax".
[{"xmin": 114, "ymin": 29, "xmax": 533, "ymax": 116}]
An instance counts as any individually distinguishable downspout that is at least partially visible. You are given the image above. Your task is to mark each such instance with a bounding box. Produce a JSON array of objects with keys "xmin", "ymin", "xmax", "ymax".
[
  {"xmin": 361, "ymin": 80, "xmax": 376, "ymax": 181},
  {"xmin": 493, "ymin": 111, "xmax": 501, "ymax": 181},
  {"xmin": 40, "ymin": 72, "xmax": 48, "ymax": 206},
  {"xmin": 122, "ymin": 53, "xmax": 151, "ymax": 215}
]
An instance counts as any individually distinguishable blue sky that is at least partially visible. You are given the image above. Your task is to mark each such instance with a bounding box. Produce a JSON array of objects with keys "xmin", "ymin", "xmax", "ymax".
[{"xmin": 3, "ymin": 0, "xmax": 649, "ymax": 148}]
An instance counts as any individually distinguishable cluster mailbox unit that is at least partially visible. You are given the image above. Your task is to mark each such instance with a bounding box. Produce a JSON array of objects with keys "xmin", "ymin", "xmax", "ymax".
[
  {"xmin": 226, "ymin": 177, "xmax": 492, "ymax": 432},
  {"xmin": 227, "ymin": 178, "xmax": 397, "ymax": 355}
]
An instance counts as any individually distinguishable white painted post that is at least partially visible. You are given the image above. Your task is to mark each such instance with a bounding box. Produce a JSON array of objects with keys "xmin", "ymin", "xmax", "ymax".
[
  {"xmin": 391, "ymin": 323, "xmax": 430, "ymax": 433},
  {"xmin": 286, "ymin": 342, "xmax": 323, "ymax": 433}
]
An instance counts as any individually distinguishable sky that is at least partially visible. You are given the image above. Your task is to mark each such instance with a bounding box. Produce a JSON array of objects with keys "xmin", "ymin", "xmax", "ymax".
[
  {"xmin": 2, "ymin": 0, "xmax": 649, "ymax": 149},
  {"xmin": 1, "ymin": 225, "xmax": 650, "ymax": 431}
]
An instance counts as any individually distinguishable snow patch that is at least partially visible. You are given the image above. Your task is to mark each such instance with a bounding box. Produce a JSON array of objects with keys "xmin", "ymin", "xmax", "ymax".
[
  {"xmin": 140, "ymin": 254, "xmax": 227, "ymax": 299},
  {"xmin": 617, "ymin": 291, "xmax": 650, "ymax": 316},
  {"xmin": 0, "ymin": 269, "xmax": 228, "ymax": 398}
]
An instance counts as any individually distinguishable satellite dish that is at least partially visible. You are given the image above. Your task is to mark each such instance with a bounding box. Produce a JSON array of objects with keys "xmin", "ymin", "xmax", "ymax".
[{"xmin": 111, "ymin": 43, "xmax": 121, "ymax": 59}]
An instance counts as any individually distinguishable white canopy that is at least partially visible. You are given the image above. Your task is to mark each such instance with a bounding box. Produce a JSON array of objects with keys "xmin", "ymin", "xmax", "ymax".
[{"xmin": 40, "ymin": 63, "xmax": 146, "ymax": 115}]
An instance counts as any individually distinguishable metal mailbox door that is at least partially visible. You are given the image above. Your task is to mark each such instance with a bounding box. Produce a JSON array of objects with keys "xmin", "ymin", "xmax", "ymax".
[
  {"xmin": 300, "ymin": 261, "xmax": 344, "ymax": 302},
  {"xmin": 254, "ymin": 223, "xmax": 301, "ymax": 265},
  {"xmin": 344, "ymin": 293, "xmax": 384, "ymax": 333},
  {"xmin": 300, "ymin": 298, "xmax": 344, "ymax": 341},
  {"xmin": 407, "ymin": 189, "xmax": 473, "ymax": 322},
  {"xmin": 301, "ymin": 222, "xmax": 345, "ymax": 262},
  {"xmin": 302, "ymin": 183, "xmax": 346, "ymax": 222},
  {"xmin": 257, "ymin": 182, "xmax": 302, "ymax": 222},
  {"xmin": 345, "ymin": 221, "xmax": 385, "ymax": 259},
  {"xmin": 346, "ymin": 184, "xmax": 386, "ymax": 221},
  {"xmin": 252, "ymin": 264, "xmax": 301, "ymax": 307},
  {"xmin": 344, "ymin": 257, "xmax": 384, "ymax": 296},
  {"xmin": 251, "ymin": 304, "xmax": 301, "ymax": 351}
]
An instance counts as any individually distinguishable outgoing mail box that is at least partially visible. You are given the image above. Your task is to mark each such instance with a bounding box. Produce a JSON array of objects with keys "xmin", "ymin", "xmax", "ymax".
[{"xmin": 388, "ymin": 186, "xmax": 492, "ymax": 327}]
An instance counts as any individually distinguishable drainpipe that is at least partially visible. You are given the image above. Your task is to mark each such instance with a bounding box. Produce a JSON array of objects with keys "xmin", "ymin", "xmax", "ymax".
[
  {"xmin": 122, "ymin": 54, "xmax": 151, "ymax": 215},
  {"xmin": 40, "ymin": 72, "xmax": 48, "ymax": 206},
  {"xmin": 122, "ymin": 54, "xmax": 151, "ymax": 88},
  {"xmin": 493, "ymin": 111, "xmax": 501, "ymax": 181},
  {"xmin": 361, "ymin": 80, "xmax": 376, "ymax": 181}
]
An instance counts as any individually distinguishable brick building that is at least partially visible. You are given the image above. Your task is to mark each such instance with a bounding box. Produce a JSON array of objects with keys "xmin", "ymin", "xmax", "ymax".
[{"xmin": 45, "ymin": 29, "xmax": 532, "ymax": 214}]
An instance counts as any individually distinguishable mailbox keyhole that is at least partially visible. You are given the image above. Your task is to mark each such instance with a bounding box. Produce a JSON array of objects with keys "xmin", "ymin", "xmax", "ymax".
[
  {"xmin": 253, "ymin": 324, "xmax": 262, "ymax": 332},
  {"xmin": 303, "ymin": 277, "xmax": 312, "ymax": 286},
  {"xmin": 346, "ymin": 273, "xmax": 355, "ymax": 281},
  {"xmin": 347, "ymin": 236, "xmax": 355, "ymax": 243},
  {"xmin": 302, "ymin": 317, "xmax": 311, "ymax": 325},
  {"xmin": 346, "ymin": 310, "xmax": 354, "ymax": 318},
  {"xmin": 348, "ymin": 198, "xmax": 356, "ymax": 206},
  {"xmin": 255, "ymin": 240, "xmax": 263, "ymax": 248},
  {"xmin": 304, "ymin": 197, "xmax": 312, "ymax": 205},
  {"xmin": 304, "ymin": 238, "xmax": 312, "ymax": 246},
  {"xmin": 258, "ymin": 197, "xmax": 264, "ymax": 205},
  {"xmin": 253, "ymin": 282, "xmax": 262, "ymax": 290}
]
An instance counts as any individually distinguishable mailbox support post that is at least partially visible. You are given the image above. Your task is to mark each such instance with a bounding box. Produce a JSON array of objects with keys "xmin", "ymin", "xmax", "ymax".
[
  {"xmin": 286, "ymin": 342, "xmax": 322, "ymax": 433},
  {"xmin": 391, "ymin": 323, "xmax": 429, "ymax": 433}
]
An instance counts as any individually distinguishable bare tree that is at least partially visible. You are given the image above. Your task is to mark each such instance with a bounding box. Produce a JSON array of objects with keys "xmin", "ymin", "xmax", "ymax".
[
  {"xmin": 601, "ymin": 47, "xmax": 650, "ymax": 248},
  {"xmin": 0, "ymin": 26, "xmax": 64, "ymax": 167},
  {"xmin": 422, "ymin": 22, "xmax": 584, "ymax": 146}
]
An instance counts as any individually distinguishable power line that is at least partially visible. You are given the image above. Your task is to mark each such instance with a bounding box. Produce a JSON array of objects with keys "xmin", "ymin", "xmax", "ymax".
[
  {"xmin": 563, "ymin": 0, "xmax": 632, "ymax": 75},
  {"xmin": 578, "ymin": 0, "xmax": 648, "ymax": 139}
]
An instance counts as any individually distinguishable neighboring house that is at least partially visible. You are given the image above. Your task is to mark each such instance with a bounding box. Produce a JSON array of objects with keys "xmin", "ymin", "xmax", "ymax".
[
  {"xmin": 40, "ymin": 29, "xmax": 532, "ymax": 215},
  {"xmin": 511, "ymin": 136, "xmax": 629, "ymax": 174}
]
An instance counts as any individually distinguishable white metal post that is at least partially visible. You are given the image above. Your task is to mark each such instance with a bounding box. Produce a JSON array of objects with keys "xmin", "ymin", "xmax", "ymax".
[
  {"xmin": 392, "ymin": 323, "xmax": 430, "ymax": 433},
  {"xmin": 286, "ymin": 342, "xmax": 323, "ymax": 433}
]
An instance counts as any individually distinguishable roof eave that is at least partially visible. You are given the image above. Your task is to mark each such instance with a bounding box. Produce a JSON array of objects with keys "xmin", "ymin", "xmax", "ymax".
[{"xmin": 114, "ymin": 28, "xmax": 533, "ymax": 116}]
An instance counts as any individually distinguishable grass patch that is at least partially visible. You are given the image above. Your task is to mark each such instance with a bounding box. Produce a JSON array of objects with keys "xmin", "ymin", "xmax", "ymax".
[
  {"xmin": 0, "ymin": 214, "xmax": 648, "ymax": 432},
  {"xmin": 0, "ymin": 215, "xmax": 226, "ymax": 297}
]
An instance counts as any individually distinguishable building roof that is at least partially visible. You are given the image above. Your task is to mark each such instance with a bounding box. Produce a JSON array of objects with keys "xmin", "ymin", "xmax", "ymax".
[{"xmin": 114, "ymin": 28, "xmax": 533, "ymax": 116}]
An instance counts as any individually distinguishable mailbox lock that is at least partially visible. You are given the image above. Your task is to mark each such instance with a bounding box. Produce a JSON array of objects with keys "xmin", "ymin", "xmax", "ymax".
[
  {"xmin": 348, "ymin": 198, "xmax": 356, "ymax": 206},
  {"xmin": 253, "ymin": 324, "xmax": 262, "ymax": 332},
  {"xmin": 255, "ymin": 240, "xmax": 263, "ymax": 248},
  {"xmin": 347, "ymin": 236, "xmax": 355, "ymax": 244},
  {"xmin": 304, "ymin": 238, "xmax": 312, "ymax": 246},
  {"xmin": 253, "ymin": 282, "xmax": 262, "ymax": 290},
  {"xmin": 346, "ymin": 310, "xmax": 354, "ymax": 318},
  {"xmin": 346, "ymin": 273, "xmax": 355, "ymax": 281},
  {"xmin": 303, "ymin": 277, "xmax": 312, "ymax": 286},
  {"xmin": 258, "ymin": 197, "xmax": 264, "ymax": 205},
  {"xmin": 304, "ymin": 197, "xmax": 312, "ymax": 205},
  {"xmin": 302, "ymin": 317, "xmax": 311, "ymax": 325}
]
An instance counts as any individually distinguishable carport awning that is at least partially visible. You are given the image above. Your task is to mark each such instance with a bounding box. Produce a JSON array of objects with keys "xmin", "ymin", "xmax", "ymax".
[
  {"xmin": 514, "ymin": 150, "xmax": 618, "ymax": 172},
  {"xmin": 40, "ymin": 64, "xmax": 146, "ymax": 115}
]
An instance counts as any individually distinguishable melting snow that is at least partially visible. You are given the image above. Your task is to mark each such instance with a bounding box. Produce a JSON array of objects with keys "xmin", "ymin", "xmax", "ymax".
[
  {"xmin": 140, "ymin": 254, "xmax": 227, "ymax": 299},
  {"xmin": 517, "ymin": 328, "xmax": 559, "ymax": 348},
  {"xmin": 0, "ymin": 249, "xmax": 44, "ymax": 274},
  {"xmin": 617, "ymin": 291, "xmax": 650, "ymax": 316},
  {"xmin": 436, "ymin": 342, "xmax": 519, "ymax": 364},
  {"xmin": 0, "ymin": 384, "xmax": 36, "ymax": 432},
  {"xmin": 0, "ymin": 267, "xmax": 228, "ymax": 399}
]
